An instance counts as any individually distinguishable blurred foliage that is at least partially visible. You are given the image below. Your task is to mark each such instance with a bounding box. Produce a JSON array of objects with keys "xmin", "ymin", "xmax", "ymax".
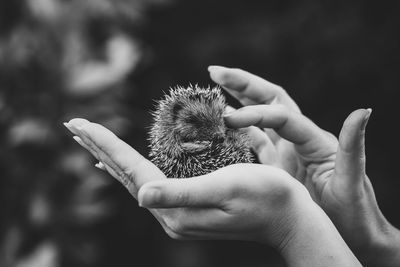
[{"xmin": 0, "ymin": 0, "xmax": 400, "ymax": 267}]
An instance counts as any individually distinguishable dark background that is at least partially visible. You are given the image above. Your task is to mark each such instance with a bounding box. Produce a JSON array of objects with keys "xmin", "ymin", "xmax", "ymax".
[{"xmin": 1, "ymin": 0, "xmax": 399, "ymax": 266}]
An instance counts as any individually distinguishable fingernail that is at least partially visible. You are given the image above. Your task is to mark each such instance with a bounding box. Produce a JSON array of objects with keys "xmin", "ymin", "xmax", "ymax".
[
  {"xmin": 223, "ymin": 105, "xmax": 236, "ymax": 117},
  {"xmin": 208, "ymin": 65, "xmax": 226, "ymax": 73},
  {"xmin": 67, "ymin": 118, "xmax": 90, "ymax": 133},
  {"xmin": 95, "ymin": 162, "xmax": 106, "ymax": 171},
  {"xmin": 362, "ymin": 108, "xmax": 372, "ymax": 130},
  {"xmin": 224, "ymin": 105, "xmax": 240, "ymax": 117},
  {"xmin": 63, "ymin": 121, "xmax": 85, "ymax": 136},
  {"xmin": 63, "ymin": 122, "xmax": 72, "ymax": 131},
  {"xmin": 225, "ymin": 105, "xmax": 236, "ymax": 112},
  {"xmin": 73, "ymin": 136, "xmax": 85, "ymax": 147},
  {"xmin": 223, "ymin": 110, "xmax": 236, "ymax": 117},
  {"xmin": 208, "ymin": 66, "xmax": 230, "ymax": 85},
  {"xmin": 139, "ymin": 188, "xmax": 161, "ymax": 208}
]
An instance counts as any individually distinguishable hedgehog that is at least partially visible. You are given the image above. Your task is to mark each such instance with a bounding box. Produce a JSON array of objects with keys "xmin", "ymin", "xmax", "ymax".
[{"xmin": 148, "ymin": 85, "xmax": 253, "ymax": 178}]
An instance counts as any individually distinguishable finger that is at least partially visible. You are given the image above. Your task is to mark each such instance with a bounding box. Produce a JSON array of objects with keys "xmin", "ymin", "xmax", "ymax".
[
  {"xmin": 239, "ymin": 126, "xmax": 278, "ymax": 164},
  {"xmin": 334, "ymin": 109, "xmax": 371, "ymax": 186},
  {"xmin": 208, "ymin": 65, "xmax": 300, "ymax": 112},
  {"xmin": 95, "ymin": 162, "xmax": 106, "ymax": 171},
  {"xmin": 138, "ymin": 163, "xmax": 288, "ymax": 209},
  {"xmin": 138, "ymin": 173, "xmax": 229, "ymax": 208},
  {"xmin": 72, "ymin": 132, "xmax": 137, "ymax": 191},
  {"xmin": 225, "ymin": 106, "xmax": 278, "ymax": 164},
  {"xmin": 156, "ymin": 208, "xmax": 233, "ymax": 239},
  {"xmin": 224, "ymin": 105, "xmax": 328, "ymax": 154},
  {"xmin": 65, "ymin": 118, "xmax": 166, "ymax": 197},
  {"xmin": 71, "ymin": 135, "xmax": 98, "ymax": 157}
]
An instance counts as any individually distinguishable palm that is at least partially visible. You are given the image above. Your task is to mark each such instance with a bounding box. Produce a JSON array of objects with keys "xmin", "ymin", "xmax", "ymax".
[
  {"xmin": 268, "ymin": 128, "xmax": 337, "ymax": 203},
  {"xmin": 210, "ymin": 66, "xmax": 369, "ymax": 208}
]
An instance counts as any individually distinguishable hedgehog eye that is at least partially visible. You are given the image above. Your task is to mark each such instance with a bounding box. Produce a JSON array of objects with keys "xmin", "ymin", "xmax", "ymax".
[
  {"xmin": 181, "ymin": 141, "xmax": 211, "ymax": 153},
  {"xmin": 171, "ymin": 102, "xmax": 183, "ymax": 121},
  {"xmin": 184, "ymin": 115, "xmax": 200, "ymax": 126}
]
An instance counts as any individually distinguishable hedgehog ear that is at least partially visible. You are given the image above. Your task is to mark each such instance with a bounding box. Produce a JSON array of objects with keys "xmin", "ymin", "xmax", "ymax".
[
  {"xmin": 171, "ymin": 102, "xmax": 183, "ymax": 121},
  {"xmin": 181, "ymin": 141, "xmax": 210, "ymax": 153}
]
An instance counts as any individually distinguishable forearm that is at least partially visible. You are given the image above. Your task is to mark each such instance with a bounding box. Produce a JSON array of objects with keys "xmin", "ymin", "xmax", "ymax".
[
  {"xmin": 328, "ymin": 182, "xmax": 400, "ymax": 267},
  {"xmin": 357, "ymin": 223, "xmax": 400, "ymax": 267},
  {"xmin": 279, "ymin": 200, "xmax": 361, "ymax": 267}
]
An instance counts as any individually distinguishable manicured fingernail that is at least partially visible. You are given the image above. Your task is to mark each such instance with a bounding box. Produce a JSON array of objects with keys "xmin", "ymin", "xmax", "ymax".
[
  {"xmin": 362, "ymin": 108, "xmax": 372, "ymax": 130},
  {"xmin": 63, "ymin": 122, "xmax": 73, "ymax": 131},
  {"xmin": 225, "ymin": 105, "xmax": 236, "ymax": 113},
  {"xmin": 73, "ymin": 136, "xmax": 85, "ymax": 147},
  {"xmin": 208, "ymin": 65, "xmax": 226, "ymax": 73},
  {"xmin": 63, "ymin": 121, "xmax": 85, "ymax": 136},
  {"xmin": 223, "ymin": 110, "xmax": 236, "ymax": 117},
  {"xmin": 67, "ymin": 118, "xmax": 90, "ymax": 132},
  {"xmin": 95, "ymin": 162, "xmax": 106, "ymax": 171},
  {"xmin": 139, "ymin": 188, "xmax": 161, "ymax": 208},
  {"xmin": 223, "ymin": 105, "xmax": 238, "ymax": 117},
  {"xmin": 208, "ymin": 66, "xmax": 230, "ymax": 85}
]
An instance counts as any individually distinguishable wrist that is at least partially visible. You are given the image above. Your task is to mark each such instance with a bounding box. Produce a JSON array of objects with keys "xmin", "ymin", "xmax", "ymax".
[
  {"xmin": 356, "ymin": 222, "xmax": 400, "ymax": 267},
  {"xmin": 329, "ymin": 178, "xmax": 400, "ymax": 267},
  {"xmin": 276, "ymin": 183, "xmax": 361, "ymax": 266}
]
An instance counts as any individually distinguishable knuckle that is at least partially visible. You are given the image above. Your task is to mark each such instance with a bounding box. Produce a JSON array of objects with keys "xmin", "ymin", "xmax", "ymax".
[
  {"xmin": 116, "ymin": 170, "xmax": 133, "ymax": 188},
  {"xmin": 118, "ymin": 158, "xmax": 148, "ymax": 187},
  {"xmin": 163, "ymin": 226, "xmax": 185, "ymax": 240},
  {"xmin": 170, "ymin": 221, "xmax": 186, "ymax": 235},
  {"xmin": 227, "ymin": 173, "xmax": 248, "ymax": 197},
  {"xmin": 253, "ymin": 133, "xmax": 270, "ymax": 150},
  {"xmin": 175, "ymin": 191, "xmax": 189, "ymax": 206},
  {"xmin": 276, "ymin": 85, "xmax": 287, "ymax": 95},
  {"xmin": 273, "ymin": 103, "xmax": 288, "ymax": 114},
  {"xmin": 121, "ymin": 158, "xmax": 144, "ymax": 177},
  {"xmin": 268, "ymin": 179, "xmax": 297, "ymax": 206},
  {"xmin": 164, "ymin": 214, "xmax": 187, "ymax": 236}
]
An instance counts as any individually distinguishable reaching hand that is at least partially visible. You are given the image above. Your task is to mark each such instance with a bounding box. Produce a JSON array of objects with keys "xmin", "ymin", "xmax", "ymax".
[
  {"xmin": 64, "ymin": 118, "xmax": 360, "ymax": 267},
  {"xmin": 208, "ymin": 65, "xmax": 400, "ymax": 266}
]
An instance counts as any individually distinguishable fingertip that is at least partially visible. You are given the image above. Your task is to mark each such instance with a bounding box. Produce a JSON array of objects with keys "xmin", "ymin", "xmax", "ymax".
[
  {"xmin": 95, "ymin": 162, "xmax": 106, "ymax": 171},
  {"xmin": 68, "ymin": 118, "xmax": 90, "ymax": 126},
  {"xmin": 67, "ymin": 118, "xmax": 90, "ymax": 133},
  {"xmin": 137, "ymin": 186, "xmax": 147, "ymax": 207},
  {"xmin": 224, "ymin": 107, "xmax": 262, "ymax": 129},
  {"xmin": 223, "ymin": 111, "xmax": 242, "ymax": 128},
  {"xmin": 341, "ymin": 108, "xmax": 372, "ymax": 136},
  {"xmin": 335, "ymin": 109, "xmax": 370, "ymax": 184},
  {"xmin": 138, "ymin": 185, "xmax": 162, "ymax": 208},
  {"xmin": 72, "ymin": 136, "xmax": 84, "ymax": 146},
  {"xmin": 63, "ymin": 122, "xmax": 75, "ymax": 134},
  {"xmin": 339, "ymin": 108, "xmax": 371, "ymax": 155},
  {"xmin": 209, "ymin": 65, "xmax": 229, "ymax": 84},
  {"xmin": 224, "ymin": 105, "xmax": 236, "ymax": 113},
  {"xmin": 208, "ymin": 65, "xmax": 226, "ymax": 73},
  {"xmin": 208, "ymin": 65, "xmax": 247, "ymax": 89},
  {"xmin": 362, "ymin": 108, "xmax": 372, "ymax": 130}
]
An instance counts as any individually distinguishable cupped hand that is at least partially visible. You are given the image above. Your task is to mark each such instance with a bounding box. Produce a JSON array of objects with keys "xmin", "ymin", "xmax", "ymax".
[
  {"xmin": 63, "ymin": 118, "xmax": 303, "ymax": 244},
  {"xmin": 64, "ymin": 118, "xmax": 360, "ymax": 266},
  {"xmin": 209, "ymin": 66, "xmax": 400, "ymax": 266}
]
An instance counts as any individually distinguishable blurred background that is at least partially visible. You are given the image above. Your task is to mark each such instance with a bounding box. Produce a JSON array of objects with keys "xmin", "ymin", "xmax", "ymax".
[{"xmin": 1, "ymin": 0, "xmax": 399, "ymax": 266}]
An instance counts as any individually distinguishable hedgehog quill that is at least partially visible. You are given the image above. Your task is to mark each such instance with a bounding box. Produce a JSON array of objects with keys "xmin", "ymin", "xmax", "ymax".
[{"xmin": 148, "ymin": 85, "xmax": 253, "ymax": 178}]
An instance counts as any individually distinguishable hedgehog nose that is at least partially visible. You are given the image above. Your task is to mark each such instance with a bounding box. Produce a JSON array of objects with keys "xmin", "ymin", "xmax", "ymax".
[
  {"xmin": 213, "ymin": 135, "xmax": 225, "ymax": 144},
  {"xmin": 212, "ymin": 127, "xmax": 226, "ymax": 143}
]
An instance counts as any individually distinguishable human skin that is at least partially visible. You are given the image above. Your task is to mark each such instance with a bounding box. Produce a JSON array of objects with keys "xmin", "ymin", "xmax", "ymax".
[
  {"xmin": 207, "ymin": 65, "xmax": 400, "ymax": 267},
  {"xmin": 64, "ymin": 119, "xmax": 361, "ymax": 267}
]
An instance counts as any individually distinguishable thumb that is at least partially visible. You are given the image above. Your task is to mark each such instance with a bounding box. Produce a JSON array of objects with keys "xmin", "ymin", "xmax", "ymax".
[
  {"xmin": 138, "ymin": 172, "xmax": 228, "ymax": 208},
  {"xmin": 334, "ymin": 108, "xmax": 372, "ymax": 186}
]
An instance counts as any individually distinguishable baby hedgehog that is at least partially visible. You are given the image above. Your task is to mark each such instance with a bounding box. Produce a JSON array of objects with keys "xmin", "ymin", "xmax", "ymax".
[{"xmin": 148, "ymin": 85, "xmax": 253, "ymax": 178}]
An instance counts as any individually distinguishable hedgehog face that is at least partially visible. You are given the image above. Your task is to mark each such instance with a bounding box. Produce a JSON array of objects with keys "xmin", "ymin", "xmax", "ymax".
[{"xmin": 171, "ymin": 100, "xmax": 226, "ymax": 153}]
